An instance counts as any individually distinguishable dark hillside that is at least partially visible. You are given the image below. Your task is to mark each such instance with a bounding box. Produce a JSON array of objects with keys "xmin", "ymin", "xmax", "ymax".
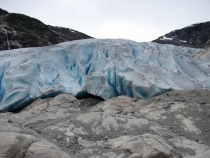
[
  {"xmin": 0, "ymin": 8, "xmax": 92, "ymax": 50},
  {"xmin": 152, "ymin": 21, "xmax": 210, "ymax": 48}
]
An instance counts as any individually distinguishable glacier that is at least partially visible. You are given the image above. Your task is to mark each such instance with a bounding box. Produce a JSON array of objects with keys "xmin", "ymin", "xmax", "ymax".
[{"xmin": 0, "ymin": 39, "xmax": 210, "ymax": 111}]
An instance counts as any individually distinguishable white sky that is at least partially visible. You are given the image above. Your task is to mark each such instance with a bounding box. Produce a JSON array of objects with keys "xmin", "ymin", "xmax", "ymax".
[{"xmin": 1, "ymin": 0, "xmax": 210, "ymax": 42}]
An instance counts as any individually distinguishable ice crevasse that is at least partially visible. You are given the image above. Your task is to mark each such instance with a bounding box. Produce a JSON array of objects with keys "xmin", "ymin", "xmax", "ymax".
[{"xmin": 0, "ymin": 39, "xmax": 210, "ymax": 111}]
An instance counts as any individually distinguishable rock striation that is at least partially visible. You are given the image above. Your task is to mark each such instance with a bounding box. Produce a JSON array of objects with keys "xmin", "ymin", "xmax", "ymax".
[
  {"xmin": 152, "ymin": 21, "xmax": 210, "ymax": 48},
  {"xmin": 0, "ymin": 8, "xmax": 92, "ymax": 50},
  {"xmin": 0, "ymin": 89, "xmax": 210, "ymax": 157}
]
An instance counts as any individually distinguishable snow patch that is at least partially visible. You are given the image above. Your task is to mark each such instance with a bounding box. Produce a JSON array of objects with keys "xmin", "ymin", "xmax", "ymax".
[
  {"xmin": 160, "ymin": 36, "xmax": 173, "ymax": 41},
  {"xmin": 69, "ymin": 29, "xmax": 76, "ymax": 33},
  {"xmin": 179, "ymin": 39, "xmax": 187, "ymax": 43}
]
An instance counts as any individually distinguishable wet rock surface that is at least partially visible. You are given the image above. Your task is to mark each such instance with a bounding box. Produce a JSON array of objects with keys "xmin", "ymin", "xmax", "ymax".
[{"xmin": 1, "ymin": 90, "xmax": 210, "ymax": 158}]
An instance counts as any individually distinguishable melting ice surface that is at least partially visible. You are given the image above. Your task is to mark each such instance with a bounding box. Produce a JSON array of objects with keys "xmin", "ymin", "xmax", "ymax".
[{"xmin": 0, "ymin": 39, "xmax": 210, "ymax": 111}]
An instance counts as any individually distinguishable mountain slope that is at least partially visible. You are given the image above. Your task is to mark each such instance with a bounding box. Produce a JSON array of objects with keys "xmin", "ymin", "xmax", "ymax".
[
  {"xmin": 0, "ymin": 8, "xmax": 92, "ymax": 50},
  {"xmin": 192, "ymin": 39, "xmax": 210, "ymax": 58},
  {"xmin": 152, "ymin": 21, "xmax": 210, "ymax": 48},
  {"xmin": 0, "ymin": 39, "xmax": 209, "ymax": 111}
]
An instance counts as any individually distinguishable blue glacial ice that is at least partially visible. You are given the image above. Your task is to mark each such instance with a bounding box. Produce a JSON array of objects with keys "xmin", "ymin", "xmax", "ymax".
[{"xmin": 0, "ymin": 39, "xmax": 210, "ymax": 111}]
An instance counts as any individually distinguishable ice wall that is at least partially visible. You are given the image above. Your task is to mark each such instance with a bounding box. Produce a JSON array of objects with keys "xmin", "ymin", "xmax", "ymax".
[{"xmin": 0, "ymin": 39, "xmax": 209, "ymax": 111}]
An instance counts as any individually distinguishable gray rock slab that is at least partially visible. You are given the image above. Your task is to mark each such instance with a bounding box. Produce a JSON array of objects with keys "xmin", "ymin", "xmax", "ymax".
[
  {"xmin": 0, "ymin": 132, "xmax": 39, "ymax": 158},
  {"xmin": 25, "ymin": 140, "xmax": 70, "ymax": 158},
  {"xmin": 0, "ymin": 91, "xmax": 210, "ymax": 157}
]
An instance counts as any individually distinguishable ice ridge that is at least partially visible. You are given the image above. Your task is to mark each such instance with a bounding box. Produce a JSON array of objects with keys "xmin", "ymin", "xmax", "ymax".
[{"xmin": 0, "ymin": 39, "xmax": 209, "ymax": 111}]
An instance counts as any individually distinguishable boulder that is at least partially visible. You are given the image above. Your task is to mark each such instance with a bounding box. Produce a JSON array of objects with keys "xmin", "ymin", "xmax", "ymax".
[
  {"xmin": 0, "ymin": 132, "xmax": 38, "ymax": 158},
  {"xmin": 109, "ymin": 134, "xmax": 178, "ymax": 158},
  {"xmin": 24, "ymin": 140, "xmax": 70, "ymax": 158}
]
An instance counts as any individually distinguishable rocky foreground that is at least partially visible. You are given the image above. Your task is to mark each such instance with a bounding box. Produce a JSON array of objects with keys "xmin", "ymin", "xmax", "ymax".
[{"xmin": 0, "ymin": 89, "xmax": 210, "ymax": 158}]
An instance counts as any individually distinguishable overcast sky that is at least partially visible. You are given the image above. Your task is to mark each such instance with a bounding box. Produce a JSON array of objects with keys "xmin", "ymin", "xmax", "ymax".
[{"xmin": 1, "ymin": 0, "xmax": 210, "ymax": 42}]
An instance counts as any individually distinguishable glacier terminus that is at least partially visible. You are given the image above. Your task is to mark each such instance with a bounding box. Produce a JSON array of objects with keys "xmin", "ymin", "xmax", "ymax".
[{"xmin": 0, "ymin": 39, "xmax": 210, "ymax": 111}]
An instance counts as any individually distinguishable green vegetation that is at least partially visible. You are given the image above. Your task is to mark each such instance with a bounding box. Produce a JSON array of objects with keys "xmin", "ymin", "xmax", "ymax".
[{"xmin": 6, "ymin": 13, "xmax": 48, "ymax": 32}]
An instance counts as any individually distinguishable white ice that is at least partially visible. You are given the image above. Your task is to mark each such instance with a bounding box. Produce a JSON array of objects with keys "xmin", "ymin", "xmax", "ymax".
[{"xmin": 0, "ymin": 39, "xmax": 209, "ymax": 111}]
